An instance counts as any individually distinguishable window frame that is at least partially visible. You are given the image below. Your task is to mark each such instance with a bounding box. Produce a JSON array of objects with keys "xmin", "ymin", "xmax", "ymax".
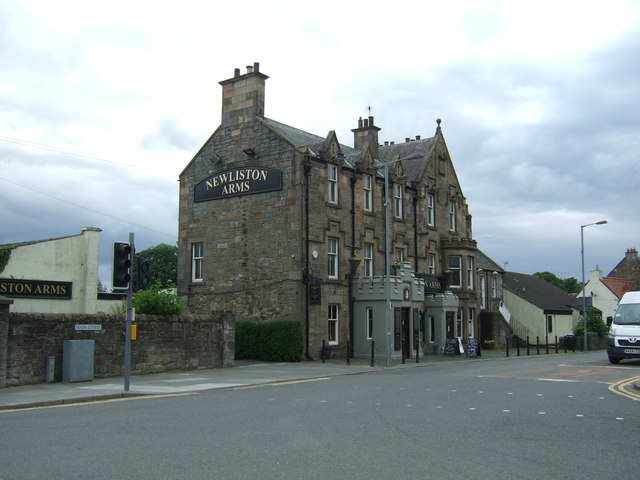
[
  {"xmin": 328, "ymin": 303, "xmax": 339, "ymax": 345},
  {"xmin": 363, "ymin": 174, "xmax": 372, "ymax": 212},
  {"xmin": 327, "ymin": 237, "xmax": 339, "ymax": 279},
  {"xmin": 191, "ymin": 242, "xmax": 204, "ymax": 283},
  {"xmin": 327, "ymin": 164, "xmax": 338, "ymax": 204},
  {"xmin": 427, "ymin": 193, "xmax": 435, "ymax": 227},
  {"xmin": 449, "ymin": 199, "xmax": 457, "ymax": 232},
  {"xmin": 467, "ymin": 256, "xmax": 474, "ymax": 290},
  {"xmin": 393, "ymin": 183, "xmax": 403, "ymax": 219},
  {"xmin": 363, "ymin": 242, "xmax": 374, "ymax": 277},
  {"xmin": 395, "ymin": 247, "xmax": 404, "ymax": 265},
  {"xmin": 448, "ymin": 255, "xmax": 462, "ymax": 288},
  {"xmin": 428, "ymin": 253, "xmax": 436, "ymax": 274}
]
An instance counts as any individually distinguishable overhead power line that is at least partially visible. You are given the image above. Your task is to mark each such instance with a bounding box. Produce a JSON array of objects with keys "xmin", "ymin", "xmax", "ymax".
[
  {"xmin": 0, "ymin": 175, "xmax": 177, "ymax": 239},
  {"xmin": 0, "ymin": 134, "xmax": 177, "ymax": 175}
]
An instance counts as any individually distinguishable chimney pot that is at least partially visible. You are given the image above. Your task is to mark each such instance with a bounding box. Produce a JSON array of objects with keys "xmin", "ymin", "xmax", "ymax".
[
  {"xmin": 246, "ymin": 65, "xmax": 253, "ymax": 73},
  {"xmin": 405, "ymin": 138, "xmax": 410, "ymax": 143},
  {"xmin": 253, "ymin": 62, "xmax": 260, "ymax": 72},
  {"xmin": 363, "ymin": 118, "xmax": 369, "ymax": 128},
  {"xmin": 234, "ymin": 68, "xmax": 240, "ymax": 77},
  {"xmin": 416, "ymin": 135, "xmax": 421, "ymax": 140}
]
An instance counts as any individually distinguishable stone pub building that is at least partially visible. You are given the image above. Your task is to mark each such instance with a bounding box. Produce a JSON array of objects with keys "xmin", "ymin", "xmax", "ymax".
[{"xmin": 178, "ymin": 63, "xmax": 478, "ymax": 362}]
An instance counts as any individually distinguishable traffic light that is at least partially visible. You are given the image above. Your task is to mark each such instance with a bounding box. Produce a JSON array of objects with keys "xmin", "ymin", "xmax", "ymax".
[
  {"xmin": 113, "ymin": 242, "xmax": 132, "ymax": 288},
  {"xmin": 137, "ymin": 258, "xmax": 152, "ymax": 290}
]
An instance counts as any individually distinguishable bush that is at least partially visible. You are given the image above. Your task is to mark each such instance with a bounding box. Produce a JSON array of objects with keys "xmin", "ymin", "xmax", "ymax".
[
  {"xmin": 574, "ymin": 311, "xmax": 609, "ymax": 338},
  {"xmin": 132, "ymin": 282, "xmax": 183, "ymax": 315},
  {"xmin": 235, "ymin": 317, "xmax": 303, "ymax": 362},
  {"xmin": 235, "ymin": 319, "xmax": 261, "ymax": 360}
]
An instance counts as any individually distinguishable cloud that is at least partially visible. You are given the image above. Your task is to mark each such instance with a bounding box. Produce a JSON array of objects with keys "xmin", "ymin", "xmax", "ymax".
[{"xmin": 1, "ymin": 0, "xmax": 639, "ymax": 289}]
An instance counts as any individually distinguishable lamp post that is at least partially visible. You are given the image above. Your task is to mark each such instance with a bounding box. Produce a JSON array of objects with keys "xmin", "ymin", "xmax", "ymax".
[
  {"xmin": 580, "ymin": 220, "xmax": 607, "ymax": 352},
  {"xmin": 383, "ymin": 152, "xmax": 423, "ymax": 366}
]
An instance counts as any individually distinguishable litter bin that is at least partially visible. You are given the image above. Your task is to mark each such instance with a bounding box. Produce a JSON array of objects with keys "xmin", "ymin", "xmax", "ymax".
[{"xmin": 565, "ymin": 334, "xmax": 576, "ymax": 351}]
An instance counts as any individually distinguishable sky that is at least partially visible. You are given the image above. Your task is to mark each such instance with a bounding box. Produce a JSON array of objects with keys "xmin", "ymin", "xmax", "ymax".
[{"xmin": 1, "ymin": 0, "xmax": 639, "ymax": 289}]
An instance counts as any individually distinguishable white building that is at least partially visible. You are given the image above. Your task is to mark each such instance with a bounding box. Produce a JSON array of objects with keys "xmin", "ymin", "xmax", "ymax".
[
  {"xmin": 502, "ymin": 272, "xmax": 580, "ymax": 341},
  {"xmin": 0, "ymin": 227, "xmax": 103, "ymax": 313},
  {"xmin": 577, "ymin": 266, "xmax": 639, "ymax": 321}
]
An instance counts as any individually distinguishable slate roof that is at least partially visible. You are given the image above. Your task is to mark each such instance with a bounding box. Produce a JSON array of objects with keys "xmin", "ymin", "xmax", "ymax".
[
  {"xmin": 378, "ymin": 138, "xmax": 436, "ymax": 181},
  {"xmin": 259, "ymin": 117, "xmax": 357, "ymax": 159},
  {"xmin": 0, "ymin": 232, "xmax": 84, "ymax": 249},
  {"xmin": 476, "ymin": 250, "xmax": 504, "ymax": 273},
  {"xmin": 260, "ymin": 116, "xmax": 439, "ymax": 180},
  {"xmin": 503, "ymin": 271, "xmax": 580, "ymax": 314}
]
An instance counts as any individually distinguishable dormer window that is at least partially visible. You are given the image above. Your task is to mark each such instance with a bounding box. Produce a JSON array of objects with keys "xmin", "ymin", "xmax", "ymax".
[
  {"xmin": 394, "ymin": 183, "xmax": 403, "ymax": 219},
  {"xmin": 327, "ymin": 164, "xmax": 338, "ymax": 204}
]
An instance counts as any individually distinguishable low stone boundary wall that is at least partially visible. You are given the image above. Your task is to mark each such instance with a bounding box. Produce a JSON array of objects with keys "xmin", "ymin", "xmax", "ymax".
[{"xmin": 0, "ymin": 311, "xmax": 234, "ymax": 387}]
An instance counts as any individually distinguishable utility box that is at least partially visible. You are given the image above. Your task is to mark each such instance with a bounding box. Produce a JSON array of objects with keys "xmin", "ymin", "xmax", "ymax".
[
  {"xmin": 46, "ymin": 356, "xmax": 56, "ymax": 382},
  {"xmin": 62, "ymin": 340, "xmax": 95, "ymax": 382}
]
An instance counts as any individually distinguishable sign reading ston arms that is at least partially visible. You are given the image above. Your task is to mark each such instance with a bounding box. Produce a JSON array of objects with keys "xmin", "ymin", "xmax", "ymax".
[{"xmin": 194, "ymin": 167, "xmax": 283, "ymax": 202}]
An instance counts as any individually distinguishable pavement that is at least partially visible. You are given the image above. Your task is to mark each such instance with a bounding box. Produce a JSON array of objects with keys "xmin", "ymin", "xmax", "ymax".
[
  {"xmin": 0, "ymin": 353, "xmax": 477, "ymax": 410},
  {"xmin": 1, "ymin": 350, "xmax": 637, "ymax": 410}
]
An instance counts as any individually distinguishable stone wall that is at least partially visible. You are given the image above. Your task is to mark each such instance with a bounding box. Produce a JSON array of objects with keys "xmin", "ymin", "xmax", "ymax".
[{"xmin": 1, "ymin": 312, "xmax": 234, "ymax": 387}]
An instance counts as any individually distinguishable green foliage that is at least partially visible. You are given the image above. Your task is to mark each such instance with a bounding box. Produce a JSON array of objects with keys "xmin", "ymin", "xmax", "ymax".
[
  {"xmin": 134, "ymin": 243, "xmax": 178, "ymax": 290},
  {"xmin": 0, "ymin": 247, "xmax": 14, "ymax": 274},
  {"xmin": 97, "ymin": 280, "xmax": 108, "ymax": 293},
  {"xmin": 534, "ymin": 271, "xmax": 582, "ymax": 294},
  {"xmin": 235, "ymin": 317, "xmax": 303, "ymax": 362},
  {"xmin": 574, "ymin": 310, "xmax": 609, "ymax": 338},
  {"xmin": 132, "ymin": 281, "xmax": 183, "ymax": 315}
]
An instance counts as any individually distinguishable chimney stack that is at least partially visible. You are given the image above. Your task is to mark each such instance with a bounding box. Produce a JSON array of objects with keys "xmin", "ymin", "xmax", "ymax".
[
  {"xmin": 352, "ymin": 115, "xmax": 381, "ymax": 158},
  {"xmin": 219, "ymin": 62, "xmax": 268, "ymax": 127}
]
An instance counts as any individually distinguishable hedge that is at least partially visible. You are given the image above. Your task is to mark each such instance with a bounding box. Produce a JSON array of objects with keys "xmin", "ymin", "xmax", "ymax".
[{"xmin": 235, "ymin": 317, "xmax": 303, "ymax": 362}]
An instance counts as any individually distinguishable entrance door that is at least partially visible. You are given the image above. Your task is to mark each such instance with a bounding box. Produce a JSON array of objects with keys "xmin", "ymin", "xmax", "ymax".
[
  {"xmin": 393, "ymin": 308, "xmax": 412, "ymax": 359},
  {"xmin": 401, "ymin": 308, "xmax": 411, "ymax": 359},
  {"xmin": 480, "ymin": 312, "xmax": 493, "ymax": 343},
  {"xmin": 446, "ymin": 311, "xmax": 455, "ymax": 339}
]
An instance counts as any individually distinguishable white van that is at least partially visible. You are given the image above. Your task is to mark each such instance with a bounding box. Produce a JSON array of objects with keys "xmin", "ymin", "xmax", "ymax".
[{"xmin": 606, "ymin": 291, "xmax": 640, "ymax": 363}]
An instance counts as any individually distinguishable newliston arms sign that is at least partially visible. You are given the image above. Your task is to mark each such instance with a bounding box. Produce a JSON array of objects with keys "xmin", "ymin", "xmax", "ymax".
[{"xmin": 194, "ymin": 167, "xmax": 283, "ymax": 202}]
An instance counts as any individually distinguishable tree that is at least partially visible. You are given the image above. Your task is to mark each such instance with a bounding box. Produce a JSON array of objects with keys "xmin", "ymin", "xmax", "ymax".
[
  {"xmin": 134, "ymin": 243, "xmax": 177, "ymax": 290},
  {"xmin": 534, "ymin": 271, "xmax": 582, "ymax": 294}
]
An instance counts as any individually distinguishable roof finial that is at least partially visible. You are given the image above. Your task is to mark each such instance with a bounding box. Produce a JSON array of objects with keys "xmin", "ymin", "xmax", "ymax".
[
  {"xmin": 368, "ymin": 105, "xmax": 372, "ymax": 116},
  {"xmin": 435, "ymin": 118, "xmax": 442, "ymax": 134}
]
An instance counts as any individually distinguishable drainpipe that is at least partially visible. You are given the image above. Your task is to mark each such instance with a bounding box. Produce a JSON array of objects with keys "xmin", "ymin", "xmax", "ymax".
[
  {"xmin": 349, "ymin": 173, "xmax": 357, "ymax": 358},
  {"xmin": 303, "ymin": 158, "xmax": 312, "ymax": 360},
  {"xmin": 413, "ymin": 195, "xmax": 419, "ymax": 272}
]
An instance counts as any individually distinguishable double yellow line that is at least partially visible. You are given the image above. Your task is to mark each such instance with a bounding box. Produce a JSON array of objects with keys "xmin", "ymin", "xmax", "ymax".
[{"xmin": 608, "ymin": 375, "xmax": 640, "ymax": 401}]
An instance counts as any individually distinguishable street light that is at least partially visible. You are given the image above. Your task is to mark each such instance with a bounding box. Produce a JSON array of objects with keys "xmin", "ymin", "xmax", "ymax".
[
  {"xmin": 382, "ymin": 152, "xmax": 423, "ymax": 366},
  {"xmin": 580, "ymin": 220, "xmax": 607, "ymax": 352}
]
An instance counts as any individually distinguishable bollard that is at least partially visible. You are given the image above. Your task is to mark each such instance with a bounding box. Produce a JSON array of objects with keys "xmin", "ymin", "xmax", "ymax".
[
  {"xmin": 516, "ymin": 337, "xmax": 520, "ymax": 356},
  {"xmin": 545, "ymin": 335, "xmax": 549, "ymax": 354},
  {"xmin": 536, "ymin": 336, "xmax": 540, "ymax": 355},
  {"xmin": 505, "ymin": 336, "xmax": 509, "ymax": 357},
  {"xmin": 346, "ymin": 339, "xmax": 351, "ymax": 365},
  {"xmin": 555, "ymin": 336, "xmax": 559, "ymax": 354},
  {"xmin": 322, "ymin": 339, "xmax": 326, "ymax": 363},
  {"xmin": 370, "ymin": 340, "xmax": 375, "ymax": 367}
]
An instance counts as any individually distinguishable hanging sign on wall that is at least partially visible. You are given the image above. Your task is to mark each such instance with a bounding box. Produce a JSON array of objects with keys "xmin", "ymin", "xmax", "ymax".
[{"xmin": 194, "ymin": 166, "xmax": 283, "ymax": 202}]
